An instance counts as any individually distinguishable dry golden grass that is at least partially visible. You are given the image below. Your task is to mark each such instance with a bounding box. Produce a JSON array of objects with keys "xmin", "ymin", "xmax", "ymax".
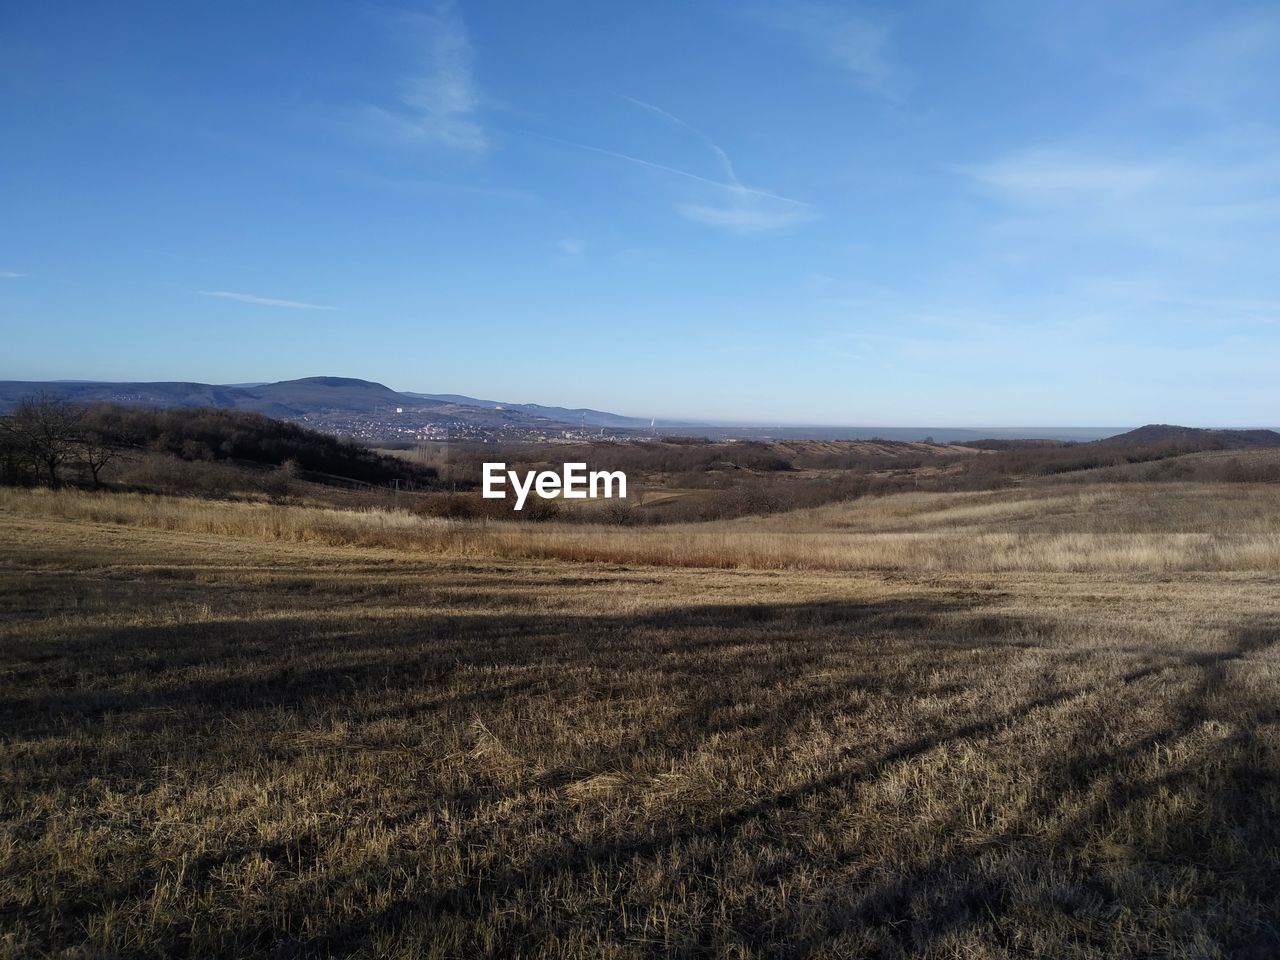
[
  {"xmin": 2, "ymin": 484, "xmax": 1279, "ymax": 957},
  {"xmin": 6, "ymin": 482, "xmax": 1280, "ymax": 574}
]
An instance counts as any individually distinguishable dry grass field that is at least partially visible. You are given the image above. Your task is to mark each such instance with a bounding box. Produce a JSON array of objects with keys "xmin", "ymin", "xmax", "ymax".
[{"xmin": 3, "ymin": 481, "xmax": 1280, "ymax": 957}]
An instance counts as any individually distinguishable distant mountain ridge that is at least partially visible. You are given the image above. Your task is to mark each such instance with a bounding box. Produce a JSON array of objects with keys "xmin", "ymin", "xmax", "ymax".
[
  {"xmin": 0, "ymin": 376, "xmax": 406, "ymax": 418},
  {"xmin": 0, "ymin": 376, "xmax": 644, "ymax": 434},
  {"xmin": 1097, "ymin": 424, "xmax": 1280, "ymax": 449}
]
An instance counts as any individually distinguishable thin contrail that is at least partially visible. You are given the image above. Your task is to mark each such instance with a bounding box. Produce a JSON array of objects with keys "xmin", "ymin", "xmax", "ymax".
[
  {"xmin": 531, "ymin": 131, "xmax": 810, "ymax": 208},
  {"xmin": 621, "ymin": 95, "xmax": 743, "ymax": 191}
]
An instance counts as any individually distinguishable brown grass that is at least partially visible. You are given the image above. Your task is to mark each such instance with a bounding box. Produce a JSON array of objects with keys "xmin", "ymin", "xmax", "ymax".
[
  {"xmin": 2, "ymin": 483, "xmax": 1279, "ymax": 957},
  {"xmin": 6, "ymin": 482, "xmax": 1280, "ymax": 574}
]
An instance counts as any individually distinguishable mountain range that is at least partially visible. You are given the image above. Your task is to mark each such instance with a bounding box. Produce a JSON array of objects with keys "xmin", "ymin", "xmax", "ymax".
[
  {"xmin": 0, "ymin": 377, "xmax": 653, "ymax": 433},
  {"xmin": 3, "ymin": 377, "xmax": 1275, "ymax": 445}
]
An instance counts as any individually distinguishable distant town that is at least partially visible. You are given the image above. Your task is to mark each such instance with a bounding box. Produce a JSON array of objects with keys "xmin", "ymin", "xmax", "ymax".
[{"xmin": 293, "ymin": 406, "xmax": 641, "ymax": 445}]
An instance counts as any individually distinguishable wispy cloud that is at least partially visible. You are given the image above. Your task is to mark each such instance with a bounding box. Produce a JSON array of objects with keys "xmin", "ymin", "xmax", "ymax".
[
  {"xmin": 622, "ymin": 96, "xmax": 742, "ymax": 186},
  {"xmin": 198, "ymin": 290, "xmax": 337, "ymax": 311},
  {"xmin": 625, "ymin": 96, "xmax": 815, "ymax": 233},
  {"xmin": 750, "ymin": 2, "xmax": 907, "ymax": 102},
  {"xmin": 961, "ymin": 139, "xmax": 1280, "ymax": 247},
  {"xmin": 0, "ymin": 271, "xmax": 26, "ymax": 278},
  {"xmin": 936, "ymin": 131, "xmax": 1280, "ymax": 372},
  {"xmin": 545, "ymin": 98, "xmax": 814, "ymax": 234},
  {"xmin": 350, "ymin": 2, "xmax": 485, "ymax": 153},
  {"xmin": 556, "ymin": 238, "xmax": 585, "ymax": 256},
  {"xmin": 676, "ymin": 204, "xmax": 813, "ymax": 233},
  {"xmin": 962, "ymin": 149, "xmax": 1166, "ymax": 205},
  {"xmin": 538, "ymin": 133, "xmax": 796, "ymax": 203}
]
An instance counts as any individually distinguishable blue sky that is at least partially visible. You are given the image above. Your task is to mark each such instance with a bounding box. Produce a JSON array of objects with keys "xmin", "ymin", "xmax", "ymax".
[{"xmin": 2, "ymin": 1, "xmax": 1278, "ymax": 425}]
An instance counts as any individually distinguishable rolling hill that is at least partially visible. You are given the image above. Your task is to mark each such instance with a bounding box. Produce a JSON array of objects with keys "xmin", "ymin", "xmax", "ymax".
[
  {"xmin": 0, "ymin": 377, "xmax": 612, "ymax": 434},
  {"xmin": 1096, "ymin": 424, "xmax": 1280, "ymax": 449}
]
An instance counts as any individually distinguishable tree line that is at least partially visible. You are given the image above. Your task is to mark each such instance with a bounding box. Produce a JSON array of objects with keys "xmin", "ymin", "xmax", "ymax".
[
  {"xmin": 0, "ymin": 396, "xmax": 120, "ymax": 486},
  {"xmin": 0, "ymin": 398, "xmax": 438, "ymax": 489}
]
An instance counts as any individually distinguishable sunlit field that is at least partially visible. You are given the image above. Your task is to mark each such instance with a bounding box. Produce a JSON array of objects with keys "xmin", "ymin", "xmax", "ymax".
[
  {"xmin": 3, "ymin": 480, "xmax": 1280, "ymax": 957},
  {"xmin": 6, "ymin": 481, "xmax": 1280, "ymax": 573}
]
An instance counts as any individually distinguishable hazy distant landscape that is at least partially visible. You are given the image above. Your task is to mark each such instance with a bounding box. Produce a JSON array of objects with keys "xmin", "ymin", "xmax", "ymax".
[{"xmin": 0, "ymin": 377, "xmax": 1131, "ymax": 444}]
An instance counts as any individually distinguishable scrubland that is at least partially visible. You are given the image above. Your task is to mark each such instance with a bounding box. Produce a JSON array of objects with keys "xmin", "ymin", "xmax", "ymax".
[
  {"xmin": 6, "ymin": 481, "xmax": 1280, "ymax": 574},
  {"xmin": 2, "ymin": 476, "xmax": 1280, "ymax": 957}
]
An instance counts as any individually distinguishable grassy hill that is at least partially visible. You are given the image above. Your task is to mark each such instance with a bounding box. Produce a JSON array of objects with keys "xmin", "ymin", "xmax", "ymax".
[{"xmin": 1098, "ymin": 423, "xmax": 1280, "ymax": 449}]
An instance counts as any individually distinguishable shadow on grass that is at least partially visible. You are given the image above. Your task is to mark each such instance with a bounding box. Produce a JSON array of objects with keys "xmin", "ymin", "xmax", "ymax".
[
  {"xmin": 5, "ymin": 588, "xmax": 1278, "ymax": 958},
  {"xmin": 279, "ymin": 617, "xmax": 1280, "ymax": 959}
]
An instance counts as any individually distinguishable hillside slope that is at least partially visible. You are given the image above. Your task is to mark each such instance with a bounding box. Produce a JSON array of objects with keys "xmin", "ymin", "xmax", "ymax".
[{"xmin": 1098, "ymin": 424, "xmax": 1280, "ymax": 449}]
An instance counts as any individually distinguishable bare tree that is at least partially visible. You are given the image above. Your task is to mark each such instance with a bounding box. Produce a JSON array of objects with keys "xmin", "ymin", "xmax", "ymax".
[
  {"xmin": 1, "ymin": 395, "xmax": 85, "ymax": 486},
  {"xmin": 77, "ymin": 423, "xmax": 120, "ymax": 487},
  {"xmin": 263, "ymin": 457, "xmax": 300, "ymax": 502}
]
